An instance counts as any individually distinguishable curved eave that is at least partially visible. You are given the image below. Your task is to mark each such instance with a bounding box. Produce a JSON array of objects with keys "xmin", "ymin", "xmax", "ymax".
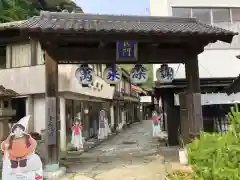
[
  {"xmin": 0, "ymin": 17, "xmax": 238, "ymax": 45},
  {"xmin": 226, "ymin": 75, "xmax": 240, "ymax": 95}
]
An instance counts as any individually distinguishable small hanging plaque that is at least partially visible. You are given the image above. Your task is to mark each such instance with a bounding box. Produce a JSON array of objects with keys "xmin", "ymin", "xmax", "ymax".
[{"xmin": 116, "ymin": 41, "xmax": 138, "ymax": 61}]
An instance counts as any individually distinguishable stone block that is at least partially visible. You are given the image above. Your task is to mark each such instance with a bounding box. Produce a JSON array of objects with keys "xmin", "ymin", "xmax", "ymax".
[{"xmin": 44, "ymin": 167, "xmax": 66, "ymax": 180}]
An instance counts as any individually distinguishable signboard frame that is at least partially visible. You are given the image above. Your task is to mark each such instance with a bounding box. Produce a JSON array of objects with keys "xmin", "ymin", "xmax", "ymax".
[{"xmin": 116, "ymin": 41, "xmax": 138, "ymax": 61}]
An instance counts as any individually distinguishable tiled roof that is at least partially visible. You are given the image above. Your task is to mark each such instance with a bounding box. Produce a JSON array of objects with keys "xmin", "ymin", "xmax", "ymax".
[
  {"xmin": 131, "ymin": 85, "xmax": 146, "ymax": 94},
  {"xmin": 226, "ymin": 74, "xmax": 240, "ymax": 95},
  {"xmin": 0, "ymin": 11, "xmax": 237, "ymax": 40},
  {"xmin": 0, "ymin": 85, "xmax": 19, "ymax": 97},
  {"xmin": 0, "ymin": 20, "xmax": 26, "ymax": 28}
]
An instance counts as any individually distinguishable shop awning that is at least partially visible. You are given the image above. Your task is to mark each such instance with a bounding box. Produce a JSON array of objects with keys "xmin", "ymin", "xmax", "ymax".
[
  {"xmin": 174, "ymin": 92, "xmax": 240, "ymax": 106},
  {"xmin": 131, "ymin": 85, "xmax": 147, "ymax": 95}
]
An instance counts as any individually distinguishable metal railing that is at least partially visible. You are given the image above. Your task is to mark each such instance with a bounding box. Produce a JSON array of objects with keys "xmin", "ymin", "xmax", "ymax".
[{"xmin": 213, "ymin": 116, "xmax": 229, "ymax": 134}]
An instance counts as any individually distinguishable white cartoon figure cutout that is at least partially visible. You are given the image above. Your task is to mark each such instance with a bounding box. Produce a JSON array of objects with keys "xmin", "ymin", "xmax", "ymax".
[{"xmin": 1, "ymin": 115, "xmax": 43, "ymax": 180}]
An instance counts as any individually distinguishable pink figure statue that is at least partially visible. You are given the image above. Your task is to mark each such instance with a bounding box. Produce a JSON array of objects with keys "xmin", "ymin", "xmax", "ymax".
[{"xmin": 71, "ymin": 121, "xmax": 83, "ymax": 150}]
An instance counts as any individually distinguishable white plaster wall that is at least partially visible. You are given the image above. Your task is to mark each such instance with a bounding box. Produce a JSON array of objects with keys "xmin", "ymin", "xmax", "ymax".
[
  {"xmin": 168, "ymin": 0, "xmax": 240, "ymax": 10},
  {"xmin": 32, "ymin": 95, "xmax": 67, "ymax": 151},
  {"xmin": 33, "ymin": 95, "xmax": 45, "ymax": 133},
  {"xmin": 69, "ymin": 65, "xmax": 114, "ymax": 99},
  {"xmin": 150, "ymin": 0, "xmax": 169, "ymax": 16},
  {"xmin": 26, "ymin": 95, "xmax": 34, "ymax": 132},
  {"xmin": 60, "ymin": 97, "xmax": 66, "ymax": 151},
  {"xmin": 0, "ymin": 65, "xmax": 114, "ymax": 99},
  {"xmin": 150, "ymin": 0, "xmax": 240, "ymax": 16},
  {"xmin": 174, "ymin": 92, "xmax": 240, "ymax": 105},
  {"xmin": 150, "ymin": 0, "xmax": 240, "ymax": 82},
  {"xmin": 153, "ymin": 49, "xmax": 240, "ymax": 81}
]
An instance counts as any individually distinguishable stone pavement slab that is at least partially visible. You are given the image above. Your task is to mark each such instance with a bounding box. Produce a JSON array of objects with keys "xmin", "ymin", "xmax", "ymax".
[
  {"xmin": 94, "ymin": 157, "xmax": 166, "ymax": 180},
  {"xmin": 60, "ymin": 120, "xmax": 178, "ymax": 180},
  {"xmin": 61, "ymin": 174, "xmax": 94, "ymax": 180}
]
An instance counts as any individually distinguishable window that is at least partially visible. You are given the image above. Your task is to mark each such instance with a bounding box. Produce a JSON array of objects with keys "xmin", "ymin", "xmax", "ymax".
[
  {"xmin": 101, "ymin": 64, "xmax": 106, "ymax": 77},
  {"xmin": 92, "ymin": 64, "xmax": 95, "ymax": 71},
  {"xmin": 232, "ymin": 8, "xmax": 240, "ymax": 22},
  {"xmin": 73, "ymin": 100, "xmax": 82, "ymax": 121},
  {"xmin": 172, "ymin": 7, "xmax": 240, "ymax": 24},
  {"xmin": 192, "ymin": 8, "xmax": 211, "ymax": 24},
  {"xmin": 125, "ymin": 82, "xmax": 130, "ymax": 94},
  {"xmin": 65, "ymin": 99, "xmax": 74, "ymax": 135},
  {"xmin": 99, "ymin": 64, "xmax": 103, "ymax": 77},
  {"xmin": 172, "ymin": 7, "xmax": 191, "ymax": 18},
  {"xmin": 96, "ymin": 64, "xmax": 101, "ymax": 76},
  {"xmin": 212, "ymin": 8, "xmax": 230, "ymax": 23},
  {"xmin": 0, "ymin": 47, "xmax": 6, "ymax": 69},
  {"xmin": 120, "ymin": 80, "xmax": 124, "ymax": 90},
  {"xmin": 3, "ymin": 101, "xmax": 8, "ymax": 108}
]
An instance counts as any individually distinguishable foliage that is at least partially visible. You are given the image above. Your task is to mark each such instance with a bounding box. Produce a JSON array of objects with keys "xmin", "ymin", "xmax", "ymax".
[
  {"xmin": 43, "ymin": 0, "xmax": 83, "ymax": 13},
  {"xmin": 167, "ymin": 170, "xmax": 194, "ymax": 180},
  {"xmin": 187, "ymin": 104, "xmax": 240, "ymax": 180},
  {"xmin": 0, "ymin": 0, "xmax": 31, "ymax": 22},
  {"xmin": 0, "ymin": 0, "xmax": 82, "ymax": 23},
  {"xmin": 119, "ymin": 64, "xmax": 153, "ymax": 89}
]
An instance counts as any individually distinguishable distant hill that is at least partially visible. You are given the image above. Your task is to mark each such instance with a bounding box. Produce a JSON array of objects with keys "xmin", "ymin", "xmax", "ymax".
[{"xmin": 119, "ymin": 64, "xmax": 153, "ymax": 90}]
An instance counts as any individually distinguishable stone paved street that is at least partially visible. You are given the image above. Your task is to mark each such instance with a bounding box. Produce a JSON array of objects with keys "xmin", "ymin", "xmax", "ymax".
[{"xmin": 61, "ymin": 120, "xmax": 179, "ymax": 180}]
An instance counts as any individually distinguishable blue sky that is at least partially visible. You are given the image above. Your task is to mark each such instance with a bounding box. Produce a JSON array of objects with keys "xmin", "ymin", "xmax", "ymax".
[{"xmin": 75, "ymin": 0, "xmax": 150, "ymax": 15}]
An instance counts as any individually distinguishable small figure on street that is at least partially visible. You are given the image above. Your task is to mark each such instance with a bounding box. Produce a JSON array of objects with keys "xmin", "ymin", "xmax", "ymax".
[
  {"xmin": 98, "ymin": 110, "xmax": 111, "ymax": 139},
  {"xmin": 152, "ymin": 111, "xmax": 162, "ymax": 137},
  {"xmin": 71, "ymin": 120, "xmax": 84, "ymax": 151},
  {"xmin": 103, "ymin": 110, "xmax": 111, "ymax": 135}
]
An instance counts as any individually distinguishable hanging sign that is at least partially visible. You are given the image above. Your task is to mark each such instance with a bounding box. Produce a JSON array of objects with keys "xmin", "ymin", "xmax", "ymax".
[
  {"xmin": 130, "ymin": 64, "xmax": 148, "ymax": 84},
  {"xmin": 75, "ymin": 64, "xmax": 94, "ymax": 87},
  {"xmin": 156, "ymin": 64, "xmax": 174, "ymax": 83},
  {"xmin": 116, "ymin": 41, "xmax": 138, "ymax": 61},
  {"xmin": 103, "ymin": 65, "xmax": 122, "ymax": 85},
  {"xmin": 1, "ymin": 115, "xmax": 43, "ymax": 180}
]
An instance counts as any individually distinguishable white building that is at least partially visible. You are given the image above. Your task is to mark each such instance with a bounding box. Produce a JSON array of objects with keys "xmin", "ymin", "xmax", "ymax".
[
  {"xmin": 150, "ymin": 0, "xmax": 240, "ymax": 80},
  {"xmin": 0, "ymin": 22, "xmax": 116, "ymax": 150}
]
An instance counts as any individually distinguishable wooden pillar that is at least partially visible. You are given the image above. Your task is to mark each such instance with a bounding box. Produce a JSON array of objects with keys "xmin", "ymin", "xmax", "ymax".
[
  {"xmin": 60, "ymin": 97, "xmax": 66, "ymax": 151},
  {"xmin": 163, "ymin": 92, "xmax": 180, "ymax": 146},
  {"xmin": 183, "ymin": 54, "xmax": 203, "ymax": 143},
  {"xmin": 155, "ymin": 93, "xmax": 160, "ymax": 112},
  {"xmin": 151, "ymin": 94, "xmax": 154, "ymax": 111},
  {"xmin": 45, "ymin": 51, "xmax": 59, "ymax": 167},
  {"xmin": 161, "ymin": 96, "xmax": 166, "ymax": 131},
  {"xmin": 83, "ymin": 103, "xmax": 90, "ymax": 139}
]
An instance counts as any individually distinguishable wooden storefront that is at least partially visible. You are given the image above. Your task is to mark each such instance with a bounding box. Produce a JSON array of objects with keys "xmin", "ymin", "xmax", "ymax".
[{"xmin": 155, "ymin": 77, "xmax": 236, "ymax": 145}]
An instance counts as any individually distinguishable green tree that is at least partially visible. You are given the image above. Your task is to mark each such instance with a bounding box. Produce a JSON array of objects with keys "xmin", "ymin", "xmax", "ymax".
[
  {"xmin": 0, "ymin": 0, "xmax": 83, "ymax": 23},
  {"xmin": 43, "ymin": 0, "xmax": 83, "ymax": 12},
  {"xmin": 0, "ymin": 0, "xmax": 31, "ymax": 22}
]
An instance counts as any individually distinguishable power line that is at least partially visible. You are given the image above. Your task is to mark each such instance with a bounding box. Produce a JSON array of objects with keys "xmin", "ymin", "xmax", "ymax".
[
  {"xmin": 199, "ymin": 63, "xmax": 213, "ymax": 77},
  {"xmin": 174, "ymin": 64, "xmax": 180, "ymax": 78}
]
